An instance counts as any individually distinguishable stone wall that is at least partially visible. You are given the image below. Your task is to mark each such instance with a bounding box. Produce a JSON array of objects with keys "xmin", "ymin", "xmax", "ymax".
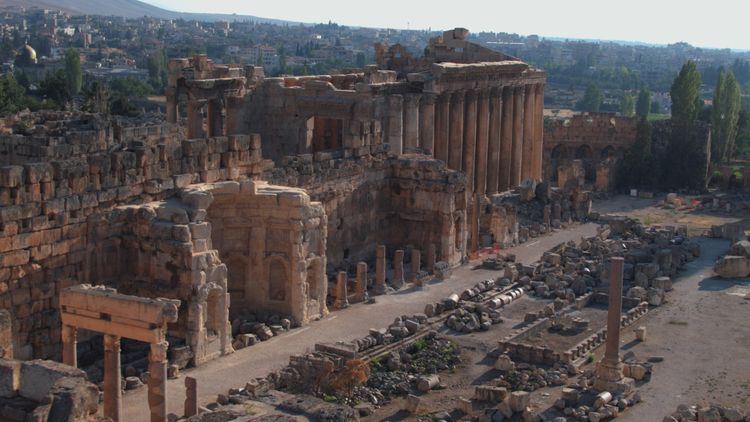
[
  {"xmin": 207, "ymin": 181, "xmax": 328, "ymax": 324},
  {"xmin": 267, "ymin": 152, "xmax": 467, "ymax": 269},
  {"xmin": 0, "ymin": 112, "xmax": 283, "ymax": 364},
  {"xmin": 544, "ymin": 112, "xmax": 637, "ymax": 185}
]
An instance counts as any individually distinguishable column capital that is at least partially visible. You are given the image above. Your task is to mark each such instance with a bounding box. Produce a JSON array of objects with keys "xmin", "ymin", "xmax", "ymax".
[
  {"xmin": 421, "ymin": 92, "xmax": 438, "ymax": 104},
  {"xmin": 404, "ymin": 93, "xmax": 422, "ymax": 106},
  {"xmin": 150, "ymin": 341, "xmax": 169, "ymax": 363},
  {"xmin": 489, "ymin": 86, "xmax": 502, "ymax": 98},
  {"xmin": 103, "ymin": 334, "xmax": 120, "ymax": 351},
  {"xmin": 514, "ymin": 85, "xmax": 526, "ymax": 96},
  {"xmin": 451, "ymin": 90, "xmax": 466, "ymax": 102},
  {"xmin": 464, "ymin": 89, "xmax": 478, "ymax": 101},
  {"xmin": 478, "ymin": 89, "xmax": 491, "ymax": 100}
]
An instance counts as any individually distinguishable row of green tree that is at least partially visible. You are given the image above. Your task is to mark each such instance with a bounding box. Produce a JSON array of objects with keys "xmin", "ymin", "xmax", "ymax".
[
  {"xmin": 576, "ymin": 83, "xmax": 662, "ymax": 116},
  {"xmin": 618, "ymin": 61, "xmax": 750, "ymax": 191}
]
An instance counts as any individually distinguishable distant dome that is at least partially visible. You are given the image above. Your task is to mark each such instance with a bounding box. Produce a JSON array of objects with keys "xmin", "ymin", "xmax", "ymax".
[{"xmin": 15, "ymin": 44, "xmax": 38, "ymax": 66}]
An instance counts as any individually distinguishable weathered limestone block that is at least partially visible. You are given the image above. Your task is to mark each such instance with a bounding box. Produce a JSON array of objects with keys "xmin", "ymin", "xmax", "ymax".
[
  {"xmin": 509, "ymin": 390, "xmax": 530, "ymax": 412},
  {"xmin": 474, "ymin": 385, "xmax": 508, "ymax": 403},
  {"xmin": 730, "ymin": 240, "xmax": 750, "ymax": 257},
  {"xmin": 714, "ymin": 255, "xmax": 750, "ymax": 278},
  {"xmin": 41, "ymin": 376, "xmax": 99, "ymax": 422},
  {"xmin": 19, "ymin": 360, "xmax": 86, "ymax": 402},
  {"xmin": 0, "ymin": 310, "xmax": 11, "ymax": 359},
  {"xmin": 0, "ymin": 358, "xmax": 20, "ymax": 398}
]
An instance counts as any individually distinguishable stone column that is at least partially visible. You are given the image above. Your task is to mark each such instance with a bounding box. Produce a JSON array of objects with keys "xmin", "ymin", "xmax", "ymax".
[
  {"xmin": 499, "ymin": 87, "xmax": 514, "ymax": 191},
  {"xmin": 420, "ymin": 93, "xmax": 437, "ymax": 155},
  {"xmin": 61, "ymin": 325, "xmax": 77, "ymax": 367},
  {"xmin": 462, "ymin": 90, "xmax": 478, "ymax": 193},
  {"xmin": 207, "ymin": 99, "xmax": 224, "ymax": 138},
  {"xmin": 594, "ymin": 256, "xmax": 630, "ymax": 393},
  {"xmin": 387, "ymin": 95, "xmax": 404, "ymax": 155},
  {"xmin": 411, "ymin": 249, "xmax": 421, "ymax": 283},
  {"xmin": 486, "ymin": 87, "xmax": 503, "ymax": 194},
  {"xmin": 375, "ymin": 245, "xmax": 386, "ymax": 295},
  {"xmin": 392, "ymin": 249, "xmax": 405, "ymax": 289},
  {"xmin": 103, "ymin": 334, "xmax": 122, "ymax": 422},
  {"xmin": 403, "ymin": 94, "xmax": 421, "ymax": 153},
  {"xmin": 470, "ymin": 192, "xmax": 480, "ymax": 254},
  {"xmin": 426, "ymin": 244, "xmax": 437, "ymax": 273},
  {"xmin": 522, "ymin": 84, "xmax": 535, "ymax": 181},
  {"xmin": 532, "ymin": 84, "xmax": 545, "ymax": 181},
  {"xmin": 165, "ymin": 86, "xmax": 178, "ymax": 124},
  {"xmin": 355, "ymin": 262, "xmax": 368, "ymax": 302},
  {"xmin": 475, "ymin": 89, "xmax": 491, "ymax": 195},
  {"xmin": 510, "ymin": 86, "xmax": 526, "ymax": 187},
  {"xmin": 334, "ymin": 271, "xmax": 349, "ymax": 309},
  {"xmin": 187, "ymin": 100, "xmax": 206, "ymax": 139},
  {"xmin": 448, "ymin": 90, "xmax": 465, "ymax": 171},
  {"xmin": 148, "ymin": 341, "xmax": 169, "ymax": 422},
  {"xmin": 434, "ymin": 92, "xmax": 451, "ymax": 163},
  {"xmin": 184, "ymin": 376, "xmax": 198, "ymax": 417}
]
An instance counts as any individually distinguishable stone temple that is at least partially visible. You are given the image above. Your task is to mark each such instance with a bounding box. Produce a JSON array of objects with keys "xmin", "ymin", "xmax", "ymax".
[{"xmin": 0, "ymin": 27, "xmax": 549, "ymax": 387}]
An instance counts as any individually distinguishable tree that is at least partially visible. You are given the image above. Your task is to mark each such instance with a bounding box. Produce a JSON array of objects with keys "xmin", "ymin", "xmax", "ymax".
[
  {"xmin": 670, "ymin": 60, "xmax": 702, "ymax": 124},
  {"xmin": 82, "ymin": 81, "xmax": 110, "ymax": 115},
  {"xmin": 355, "ymin": 52, "xmax": 366, "ymax": 68},
  {"xmin": 39, "ymin": 69, "xmax": 70, "ymax": 106},
  {"xmin": 0, "ymin": 73, "xmax": 30, "ymax": 116},
  {"xmin": 663, "ymin": 60, "xmax": 704, "ymax": 190},
  {"xmin": 636, "ymin": 89, "xmax": 651, "ymax": 118},
  {"xmin": 619, "ymin": 117, "xmax": 656, "ymax": 188},
  {"xmin": 576, "ymin": 82, "xmax": 602, "ymax": 112},
  {"xmin": 650, "ymin": 100, "xmax": 661, "ymax": 114},
  {"xmin": 64, "ymin": 48, "xmax": 82, "ymax": 96},
  {"xmin": 619, "ymin": 94, "xmax": 634, "ymax": 117},
  {"xmin": 711, "ymin": 70, "xmax": 741, "ymax": 163}
]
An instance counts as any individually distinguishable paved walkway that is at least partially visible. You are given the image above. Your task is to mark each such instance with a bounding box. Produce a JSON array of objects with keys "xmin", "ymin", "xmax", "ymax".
[
  {"xmin": 618, "ymin": 237, "xmax": 750, "ymax": 420},
  {"xmin": 122, "ymin": 223, "xmax": 600, "ymax": 420}
]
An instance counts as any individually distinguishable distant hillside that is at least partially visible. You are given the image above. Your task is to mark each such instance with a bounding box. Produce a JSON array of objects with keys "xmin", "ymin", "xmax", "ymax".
[{"xmin": 0, "ymin": 0, "xmax": 298, "ymax": 24}]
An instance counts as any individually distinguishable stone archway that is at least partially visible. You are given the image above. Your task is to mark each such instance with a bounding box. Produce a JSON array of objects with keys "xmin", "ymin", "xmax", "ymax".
[
  {"xmin": 600, "ymin": 145, "xmax": 616, "ymax": 159},
  {"xmin": 267, "ymin": 257, "xmax": 288, "ymax": 302},
  {"xmin": 575, "ymin": 145, "xmax": 595, "ymax": 182}
]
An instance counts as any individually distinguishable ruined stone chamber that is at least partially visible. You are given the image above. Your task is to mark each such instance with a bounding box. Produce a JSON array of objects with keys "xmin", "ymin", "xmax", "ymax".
[{"xmin": 169, "ymin": 27, "xmax": 546, "ymax": 261}]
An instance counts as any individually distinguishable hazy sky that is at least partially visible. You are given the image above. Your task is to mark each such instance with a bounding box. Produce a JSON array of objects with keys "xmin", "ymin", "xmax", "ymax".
[{"xmin": 145, "ymin": 0, "xmax": 750, "ymax": 50}]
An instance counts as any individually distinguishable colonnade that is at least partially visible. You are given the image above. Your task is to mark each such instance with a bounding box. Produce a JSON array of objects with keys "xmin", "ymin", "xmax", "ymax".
[{"xmin": 390, "ymin": 83, "xmax": 545, "ymax": 193}]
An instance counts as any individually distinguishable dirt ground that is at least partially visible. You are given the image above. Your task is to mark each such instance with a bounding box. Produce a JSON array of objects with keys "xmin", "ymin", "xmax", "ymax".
[{"xmin": 363, "ymin": 195, "xmax": 750, "ymax": 421}]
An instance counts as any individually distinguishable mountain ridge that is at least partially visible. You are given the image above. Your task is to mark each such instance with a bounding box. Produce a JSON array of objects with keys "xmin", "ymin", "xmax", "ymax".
[{"xmin": 0, "ymin": 0, "xmax": 299, "ymax": 24}]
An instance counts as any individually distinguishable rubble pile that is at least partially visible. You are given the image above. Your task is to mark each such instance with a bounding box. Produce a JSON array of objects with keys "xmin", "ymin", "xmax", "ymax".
[
  {"xmin": 366, "ymin": 332, "xmax": 459, "ymax": 398},
  {"xmin": 518, "ymin": 217, "xmax": 699, "ymax": 309},
  {"xmin": 0, "ymin": 358, "xmax": 99, "ymax": 422},
  {"xmin": 230, "ymin": 313, "xmax": 296, "ymax": 350},
  {"xmin": 663, "ymin": 404, "xmax": 748, "ymax": 422},
  {"xmin": 480, "ymin": 180, "xmax": 595, "ymax": 249},
  {"xmin": 714, "ymin": 240, "xmax": 750, "ymax": 278},
  {"xmin": 445, "ymin": 304, "xmax": 503, "ymax": 333}
]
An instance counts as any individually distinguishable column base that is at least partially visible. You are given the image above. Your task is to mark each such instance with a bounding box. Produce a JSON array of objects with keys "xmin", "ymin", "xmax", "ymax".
[
  {"xmin": 333, "ymin": 299, "xmax": 349, "ymax": 310},
  {"xmin": 593, "ymin": 360, "xmax": 633, "ymax": 394},
  {"xmin": 593, "ymin": 377, "xmax": 635, "ymax": 395},
  {"xmin": 374, "ymin": 284, "xmax": 387, "ymax": 295}
]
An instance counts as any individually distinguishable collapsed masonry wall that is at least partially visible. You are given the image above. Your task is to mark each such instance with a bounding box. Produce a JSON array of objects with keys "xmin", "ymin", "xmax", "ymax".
[
  {"xmin": 0, "ymin": 112, "xmax": 264, "ymax": 361},
  {"xmin": 268, "ymin": 151, "xmax": 468, "ymax": 269}
]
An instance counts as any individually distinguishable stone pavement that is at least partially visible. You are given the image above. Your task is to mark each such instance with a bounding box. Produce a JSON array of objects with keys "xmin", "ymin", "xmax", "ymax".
[{"xmin": 121, "ymin": 223, "xmax": 600, "ymax": 421}]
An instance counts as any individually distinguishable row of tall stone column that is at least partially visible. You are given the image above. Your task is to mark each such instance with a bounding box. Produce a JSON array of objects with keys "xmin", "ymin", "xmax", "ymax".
[
  {"xmin": 390, "ymin": 83, "xmax": 544, "ymax": 194},
  {"xmin": 332, "ymin": 244, "xmax": 438, "ymax": 308}
]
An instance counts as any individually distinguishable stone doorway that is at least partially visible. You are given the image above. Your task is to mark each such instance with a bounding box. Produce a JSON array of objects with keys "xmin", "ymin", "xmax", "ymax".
[{"xmin": 310, "ymin": 116, "xmax": 343, "ymax": 153}]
